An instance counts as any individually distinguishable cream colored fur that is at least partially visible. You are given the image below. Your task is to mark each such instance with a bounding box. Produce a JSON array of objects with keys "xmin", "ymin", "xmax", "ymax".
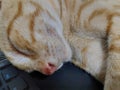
[{"xmin": 1, "ymin": 0, "xmax": 120, "ymax": 90}]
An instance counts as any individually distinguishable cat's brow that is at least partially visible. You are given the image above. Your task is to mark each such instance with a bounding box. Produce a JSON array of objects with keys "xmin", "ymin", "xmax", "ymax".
[
  {"xmin": 7, "ymin": 1, "xmax": 22, "ymax": 36},
  {"xmin": 29, "ymin": 1, "xmax": 43, "ymax": 43},
  {"xmin": 76, "ymin": 0, "xmax": 94, "ymax": 25}
]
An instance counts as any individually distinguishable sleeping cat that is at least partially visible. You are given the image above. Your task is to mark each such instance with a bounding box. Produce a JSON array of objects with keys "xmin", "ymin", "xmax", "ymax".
[
  {"xmin": 0, "ymin": 0, "xmax": 72, "ymax": 75},
  {"xmin": 1, "ymin": 0, "xmax": 120, "ymax": 90}
]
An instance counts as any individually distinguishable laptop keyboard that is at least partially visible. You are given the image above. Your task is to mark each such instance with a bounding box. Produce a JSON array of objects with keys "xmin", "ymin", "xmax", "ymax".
[{"xmin": 0, "ymin": 51, "xmax": 40, "ymax": 90}]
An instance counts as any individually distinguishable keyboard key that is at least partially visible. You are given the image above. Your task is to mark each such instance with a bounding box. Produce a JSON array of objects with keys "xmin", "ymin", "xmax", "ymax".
[
  {"xmin": 0, "ymin": 60, "xmax": 10, "ymax": 69},
  {"xmin": 2, "ymin": 66, "xmax": 18, "ymax": 81},
  {"xmin": 0, "ymin": 75, "xmax": 2, "ymax": 87},
  {"xmin": 8, "ymin": 77, "xmax": 28, "ymax": 90},
  {"xmin": 0, "ymin": 56, "xmax": 6, "ymax": 61},
  {"xmin": 0, "ymin": 79, "xmax": 2, "ymax": 87},
  {"xmin": 0, "ymin": 88, "xmax": 4, "ymax": 90},
  {"xmin": 1, "ymin": 87, "xmax": 9, "ymax": 90},
  {"xmin": 0, "ymin": 51, "xmax": 7, "ymax": 61},
  {"xmin": 0, "ymin": 52, "xmax": 5, "ymax": 57}
]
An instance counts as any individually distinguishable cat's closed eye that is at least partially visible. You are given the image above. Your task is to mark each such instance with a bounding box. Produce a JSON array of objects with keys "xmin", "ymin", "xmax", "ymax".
[{"xmin": 0, "ymin": 0, "xmax": 72, "ymax": 75}]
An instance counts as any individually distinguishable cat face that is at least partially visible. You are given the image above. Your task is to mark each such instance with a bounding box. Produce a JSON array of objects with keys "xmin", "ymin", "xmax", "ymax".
[{"xmin": 1, "ymin": 0, "xmax": 72, "ymax": 75}]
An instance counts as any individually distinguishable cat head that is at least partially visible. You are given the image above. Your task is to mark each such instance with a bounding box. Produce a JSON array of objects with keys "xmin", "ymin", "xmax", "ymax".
[{"xmin": 0, "ymin": 0, "xmax": 72, "ymax": 75}]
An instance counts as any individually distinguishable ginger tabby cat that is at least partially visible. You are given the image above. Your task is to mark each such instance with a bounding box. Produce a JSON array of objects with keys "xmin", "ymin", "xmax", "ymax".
[{"xmin": 1, "ymin": 0, "xmax": 120, "ymax": 90}]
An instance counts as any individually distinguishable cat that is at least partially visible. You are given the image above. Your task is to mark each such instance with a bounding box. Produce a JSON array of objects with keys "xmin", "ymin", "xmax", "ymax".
[
  {"xmin": 0, "ymin": 0, "xmax": 72, "ymax": 75},
  {"xmin": 1, "ymin": 0, "xmax": 120, "ymax": 90}
]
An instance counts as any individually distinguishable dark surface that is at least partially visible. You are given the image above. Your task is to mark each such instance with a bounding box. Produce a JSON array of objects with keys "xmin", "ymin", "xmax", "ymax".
[
  {"xmin": 30, "ymin": 62, "xmax": 103, "ymax": 90},
  {"xmin": 0, "ymin": 51, "xmax": 103, "ymax": 90},
  {"xmin": 0, "ymin": 51, "xmax": 40, "ymax": 90}
]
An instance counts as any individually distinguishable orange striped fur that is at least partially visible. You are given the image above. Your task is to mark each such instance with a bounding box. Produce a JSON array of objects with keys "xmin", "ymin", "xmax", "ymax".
[{"xmin": 1, "ymin": 0, "xmax": 120, "ymax": 90}]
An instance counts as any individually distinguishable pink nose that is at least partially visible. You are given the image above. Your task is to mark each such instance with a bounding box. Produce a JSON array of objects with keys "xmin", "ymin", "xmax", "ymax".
[{"xmin": 43, "ymin": 63, "xmax": 56, "ymax": 75}]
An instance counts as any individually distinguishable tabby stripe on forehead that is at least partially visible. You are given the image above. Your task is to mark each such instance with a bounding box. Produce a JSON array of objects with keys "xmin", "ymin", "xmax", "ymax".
[
  {"xmin": 58, "ymin": 0, "xmax": 62, "ymax": 18},
  {"xmin": 7, "ymin": 1, "xmax": 22, "ymax": 36},
  {"xmin": 109, "ymin": 44, "xmax": 120, "ymax": 53},
  {"xmin": 64, "ymin": 0, "xmax": 68, "ymax": 9},
  {"xmin": 106, "ymin": 13, "xmax": 120, "ymax": 36},
  {"xmin": 113, "ymin": 5, "xmax": 120, "ymax": 9},
  {"xmin": 106, "ymin": 14, "xmax": 113, "ymax": 36},
  {"xmin": 29, "ymin": 1, "xmax": 43, "ymax": 43},
  {"xmin": 0, "ymin": 1, "xmax": 1, "ymax": 9},
  {"xmin": 76, "ymin": 0, "xmax": 94, "ymax": 25},
  {"xmin": 88, "ymin": 9, "xmax": 107, "ymax": 23},
  {"xmin": 111, "ymin": 34, "xmax": 120, "ymax": 43},
  {"xmin": 72, "ymin": 0, "xmax": 76, "ymax": 11}
]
